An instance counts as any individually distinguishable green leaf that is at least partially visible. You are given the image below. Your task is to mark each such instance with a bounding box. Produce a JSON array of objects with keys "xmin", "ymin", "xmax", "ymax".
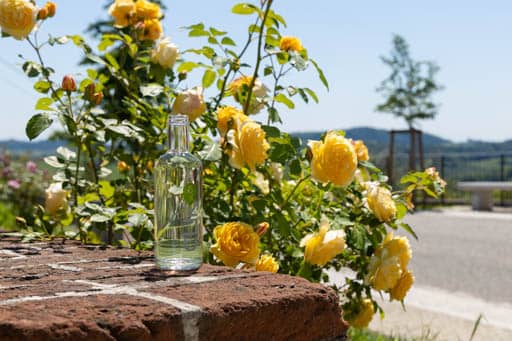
[
  {"xmin": 26, "ymin": 114, "xmax": 53, "ymax": 140},
  {"xmin": 22, "ymin": 61, "xmax": 42, "ymax": 77},
  {"xmin": 232, "ymin": 3, "xmax": 258, "ymax": 15},
  {"xmin": 202, "ymin": 69, "xmax": 216, "ymax": 88},
  {"xmin": 178, "ymin": 61, "xmax": 200, "ymax": 73},
  {"xmin": 209, "ymin": 27, "xmax": 227, "ymax": 36},
  {"xmin": 310, "ymin": 59, "xmax": 329, "ymax": 90},
  {"xmin": 43, "ymin": 156, "xmax": 65, "ymax": 168},
  {"xmin": 274, "ymin": 93, "xmax": 295, "ymax": 109},
  {"xmin": 56, "ymin": 146, "xmax": 76, "ymax": 161},
  {"xmin": 400, "ymin": 222, "xmax": 418, "ymax": 240},
  {"xmin": 90, "ymin": 214, "xmax": 111, "ymax": 223},
  {"xmin": 98, "ymin": 38, "xmax": 114, "ymax": 51},
  {"xmin": 86, "ymin": 54, "xmax": 107, "ymax": 66},
  {"xmin": 289, "ymin": 159, "xmax": 302, "ymax": 176},
  {"xmin": 140, "ymin": 83, "xmax": 164, "ymax": 97},
  {"xmin": 105, "ymin": 53, "xmax": 120, "ymax": 70},
  {"xmin": 35, "ymin": 97, "xmax": 54, "ymax": 111},
  {"xmin": 189, "ymin": 29, "xmax": 209, "ymax": 37},
  {"xmin": 304, "ymin": 88, "xmax": 319, "ymax": 103},
  {"xmin": 261, "ymin": 125, "xmax": 281, "ymax": 138},
  {"xmin": 221, "ymin": 37, "xmax": 236, "ymax": 46},
  {"xmin": 33, "ymin": 80, "xmax": 51, "ymax": 94},
  {"xmin": 183, "ymin": 183, "xmax": 197, "ymax": 205},
  {"xmin": 59, "ymin": 114, "xmax": 76, "ymax": 135}
]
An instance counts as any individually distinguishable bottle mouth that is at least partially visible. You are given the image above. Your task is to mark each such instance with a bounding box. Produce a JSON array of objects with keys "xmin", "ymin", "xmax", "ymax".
[{"xmin": 169, "ymin": 114, "xmax": 189, "ymax": 125}]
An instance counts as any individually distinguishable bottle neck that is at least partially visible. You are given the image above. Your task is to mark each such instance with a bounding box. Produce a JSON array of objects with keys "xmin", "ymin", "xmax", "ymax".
[{"xmin": 168, "ymin": 115, "xmax": 189, "ymax": 153}]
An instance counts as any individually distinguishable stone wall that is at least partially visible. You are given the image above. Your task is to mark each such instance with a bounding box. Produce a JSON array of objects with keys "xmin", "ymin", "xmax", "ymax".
[{"xmin": 0, "ymin": 237, "xmax": 347, "ymax": 340}]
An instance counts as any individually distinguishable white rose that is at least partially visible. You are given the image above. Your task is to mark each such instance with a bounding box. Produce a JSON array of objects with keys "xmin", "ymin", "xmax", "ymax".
[
  {"xmin": 172, "ymin": 87, "xmax": 206, "ymax": 121},
  {"xmin": 248, "ymin": 79, "xmax": 268, "ymax": 114},
  {"xmin": 45, "ymin": 183, "xmax": 68, "ymax": 216},
  {"xmin": 252, "ymin": 171, "xmax": 269, "ymax": 194},
  {"xmin": 151, "ymin": 37, "xmax": 179, "ymax": 69},
  {"xmin": 270, "ymin": 162, "xmax": 283, "ymax": 183}
]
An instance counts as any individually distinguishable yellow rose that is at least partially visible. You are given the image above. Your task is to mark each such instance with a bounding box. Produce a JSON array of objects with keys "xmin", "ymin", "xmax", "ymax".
[
  {"xmin": 139, "ymin": 18, "xmax": 162, "ymax": 41},
  {"xmin": 151, "ymin": 37, "xmax": 178, "ymax": 69},
  {"xmin": 172, "ymin": 87, "xmax": 206, "ymax": 121},
  {"xmin": 255, "ymin": 254, "xmax": 279, "ymax": 273},
  {"xmin": 425, "ymin": 166, "xmax": 447, "ymax": 190},
  {"xmin": 382, "ymin": 233, "xmax": 411, "ymax": 269},
  {"xmin": 300, "ymin": 219, "xmax": 345, "ymax": 266},
  {"xmin": 308, "ymin": 132, "xmax": 357, "ymax": 187},
  {"xmin": 227, "ymin": 120, "xmax": 269, "ymax": 171},
  {"xmin": 390, "ymin": 270, "xmax": 414, "ymax": 301},
  {"xmin": 366, "ymin": 233, "xmax": 412, "ymax": 291},
  {"xmin": 228, "ymin": 75, "xmax": 268, "ymax": 114},
  {"xmin": 366, "ymin": 253, "xmax": 402, "ymax": 291},
  {"xmin": 216, "ymin": 106, "xmax": 248, "ymax": 136},
  {"xmin": 279, "ymin": 36, "xmax": 304, "ymax": 52},
  {"xmin": 344, "ymin": 298, "xmax": 375, "ymax": 328},
  {"xmin": 45, "ymin": 183, "xmax": 68, "ymax": 216},
  {"xmin": 352, "ymin": 139, "xmax": 369, "ymax": 162},
  {"xmin": 108, "ymin": 0, "xmax": 135, "ymax": 28},
  {"xmin": 210, "ymin": 222, "xmax": 260, "ymax": 267},
  {"xmin": 367, "ymin": 186, "xmax": 397, "ymax": 222},
  {"xmin": 134, "ymin": 0, "xmax": 161, "ymax": 20},
  {"xmin": 0, "ymin": 0, "xmax": 38, "ymax": 40}
]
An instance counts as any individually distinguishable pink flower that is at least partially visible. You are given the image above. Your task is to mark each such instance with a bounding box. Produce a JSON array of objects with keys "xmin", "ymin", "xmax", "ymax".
[
  {"xmin": 26, "ymin": 161, "xmax": 37, "ymax": 173},
  {"xmin": 7, "ymin": 180, "xmax": 20, "ymax": 189}
]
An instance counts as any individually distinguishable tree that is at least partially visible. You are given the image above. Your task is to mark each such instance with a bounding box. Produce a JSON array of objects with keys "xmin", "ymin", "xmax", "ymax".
[{"xmin": 376, "ymin": 34, "xmax": 442, "ymax": 129}]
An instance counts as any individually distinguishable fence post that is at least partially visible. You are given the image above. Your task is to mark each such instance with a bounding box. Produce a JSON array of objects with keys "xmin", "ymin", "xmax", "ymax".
[
  {"xmin": 388, "ymin": 131, "xmax": 395, "ymax": 185},
  {"xmin": 500, "ymin": 154, "xmax": 505, "ymax": 206},
  {"xmin": 440, "ymin": 155, "xmax": 446, "ymax": 205}
]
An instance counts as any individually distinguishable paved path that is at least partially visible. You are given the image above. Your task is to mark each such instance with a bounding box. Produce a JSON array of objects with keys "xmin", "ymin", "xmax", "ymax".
[
  {"xmin": 404, "ymin": 209, "xmax": 512, "ymax": 304},
  {"xmin": 331, "ymin": 208, "xmax": 512, "ymax": 340},
  {"xmin": 383, "ymin": 209, "xmax": 512, "ymax": 340}
]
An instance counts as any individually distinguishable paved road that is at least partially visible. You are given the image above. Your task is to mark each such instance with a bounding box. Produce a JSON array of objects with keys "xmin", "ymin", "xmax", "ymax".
[{"xmin": 403, "ymin": 209, "xmax": 512, "ymax": 304}]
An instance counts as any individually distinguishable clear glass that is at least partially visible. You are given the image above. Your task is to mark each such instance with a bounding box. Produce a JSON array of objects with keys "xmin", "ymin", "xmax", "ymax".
[{"xmin": 154, "ymin": 114, "xmax": 203, "ymax": 271}]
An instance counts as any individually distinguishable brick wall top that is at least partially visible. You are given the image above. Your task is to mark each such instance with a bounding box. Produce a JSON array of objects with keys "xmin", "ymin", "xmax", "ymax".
[{"xmin": 0, "ymin": 237, "xmax": 347, "ymax": 341}]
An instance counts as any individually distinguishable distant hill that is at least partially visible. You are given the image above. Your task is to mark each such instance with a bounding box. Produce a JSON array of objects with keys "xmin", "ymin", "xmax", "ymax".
[
  {"xmin": 293, "ymin": 127, "xmax": 512, "ymax": 157},
  {"xmin": 1, "ymin": 127, "xmax": 511, "ymax": 158},
  {"xmin": 0, "ymin": 139, "xmax": 64, "ymax": 157}
]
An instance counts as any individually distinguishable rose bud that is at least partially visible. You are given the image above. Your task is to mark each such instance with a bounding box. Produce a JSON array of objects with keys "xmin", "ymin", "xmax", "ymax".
[
  {"xmin": 46, "ymin": 2, "xmax": 56, "ymax": 17},
  {"xmin": 61, "ymin": 75, "xmax": 76, "ymax": 92},
  {"xmin": 92, "ymin": 92, "xmax": 104, "ymax": 105},
  {"xmin": 117, "ymin": 161, "xmax": 130, "ymax": 173},
  {"xmin": 84, "ymin": 83, "xmax": 95, "ymax": 101},
  {"xmin": 37, "ymin": 7, "xmax": 48, "ymax": 20},
  {"xmin": 256, "ymin": 222, "xmax": 269, "ymax": 236}
]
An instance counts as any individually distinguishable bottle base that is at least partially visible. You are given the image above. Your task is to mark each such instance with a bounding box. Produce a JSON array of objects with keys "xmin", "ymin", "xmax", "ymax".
[{"xmin": 155, "ymin": 258, "xmax": 202, "ymax": 272}]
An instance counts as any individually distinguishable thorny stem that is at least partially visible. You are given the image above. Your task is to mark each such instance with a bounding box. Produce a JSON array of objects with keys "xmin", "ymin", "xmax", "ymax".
[
  {"xmin": 212, "ymin": 15, "xmax": 260, "ymax": 112},
  {"xmin": 243, "ymin": 0, "xmax": 273, "ymax": 116},
  {"xmin": 26, "ymin": 37, "xmax": 68, "ymax": 110}
]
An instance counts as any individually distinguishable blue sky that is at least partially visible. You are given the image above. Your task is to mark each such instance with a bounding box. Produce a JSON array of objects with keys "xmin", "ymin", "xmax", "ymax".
[{"xmin": 0, "ymin": 0, "xmax": 511, "ymax": 142}]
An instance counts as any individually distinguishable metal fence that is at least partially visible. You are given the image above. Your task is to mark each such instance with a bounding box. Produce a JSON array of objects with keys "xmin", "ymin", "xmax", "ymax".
[{"xmin": 374, "ymin": 152, "xmax": 512, "ymax": 206}]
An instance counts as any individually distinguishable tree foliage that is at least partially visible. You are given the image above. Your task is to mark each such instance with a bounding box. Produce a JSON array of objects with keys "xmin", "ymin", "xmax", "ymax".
[{"xmin": 376, "ymin": 34, "xmax": 442, "ymax": 128}]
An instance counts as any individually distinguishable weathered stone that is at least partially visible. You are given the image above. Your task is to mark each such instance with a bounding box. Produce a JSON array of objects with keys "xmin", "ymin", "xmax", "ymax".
[{"xmin": 0, "ymin": 237, "xmax": 347, "ymax": 340}]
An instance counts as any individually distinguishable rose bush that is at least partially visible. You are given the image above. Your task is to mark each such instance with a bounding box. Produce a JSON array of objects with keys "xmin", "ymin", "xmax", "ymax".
[{"xmin": 1, "ymin": 0, "xmax": 446, "ymax": 328}]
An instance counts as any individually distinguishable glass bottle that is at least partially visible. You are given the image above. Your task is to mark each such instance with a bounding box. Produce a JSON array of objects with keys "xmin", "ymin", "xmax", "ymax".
[{"xmin": 154, "ymin": 114, "xmax": 203, "ymax": 271}]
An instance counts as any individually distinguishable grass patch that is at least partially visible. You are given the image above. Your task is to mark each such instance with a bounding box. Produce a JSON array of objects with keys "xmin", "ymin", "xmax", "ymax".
[
  {"xmin": 0, "ymin": 202, "xmax": 16, "ymax": 230},
  {"xmin": 348, "ymin": 327, "xmax": 438, "ymax": 341}
]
